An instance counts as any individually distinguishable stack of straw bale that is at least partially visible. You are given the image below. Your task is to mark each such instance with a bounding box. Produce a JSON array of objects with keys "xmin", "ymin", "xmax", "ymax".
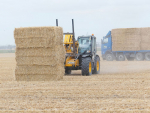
[
  {"xmin": 112, "ymin": 27, "xmax": 150, "ymax": 51},
  {"xmin": 14, "ymin": 27, "xmax": 65, "ymax": 81}
]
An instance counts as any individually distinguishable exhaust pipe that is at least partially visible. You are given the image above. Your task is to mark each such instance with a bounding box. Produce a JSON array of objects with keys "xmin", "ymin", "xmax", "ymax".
[
  {"xmin": 56, "ymin": 19, "xmax": 58, "ymax": 26},
  {"xmin": 72, "ymin": 19, "xmax": 75, "ymax": 55}
]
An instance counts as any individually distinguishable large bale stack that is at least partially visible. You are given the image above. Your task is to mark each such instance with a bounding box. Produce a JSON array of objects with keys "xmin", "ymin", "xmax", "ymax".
[
  {"xmin": 14, "ymin": 27, "xmax": 65, "ymax": 81},
  {"xmin": 112, "ymin": 28, "xmax": 141, "ymax": 51}
]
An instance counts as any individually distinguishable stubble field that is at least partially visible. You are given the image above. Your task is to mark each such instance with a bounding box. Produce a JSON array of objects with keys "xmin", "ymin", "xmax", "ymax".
[{"xmin": 0, "ymin": 52, "xmax": 150, "ymax": 112}]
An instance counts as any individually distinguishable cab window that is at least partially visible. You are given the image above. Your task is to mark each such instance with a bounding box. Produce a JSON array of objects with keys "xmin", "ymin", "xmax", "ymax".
[{"xmin": 103, "ymin": 38, "xmax": 108, "ymax": 44}]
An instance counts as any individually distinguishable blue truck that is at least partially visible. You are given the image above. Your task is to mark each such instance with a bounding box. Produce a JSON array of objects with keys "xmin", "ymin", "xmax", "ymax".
[{"xmin": 101, "ymin": 31, "xmax": 150, "ymax": 61}]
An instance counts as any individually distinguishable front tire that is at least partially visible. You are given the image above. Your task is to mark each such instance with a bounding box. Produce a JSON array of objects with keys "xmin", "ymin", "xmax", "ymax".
[
  {"xmin": 92, "ymin": 56, "xmax": 100, "ymax": 74},
  {"xmin": 81, "ymin": 57, "xmax": 92, "ymax": 76},
  {"xmin": 135, "ymin": 53, "xmax": 144, "ymax": 61}
]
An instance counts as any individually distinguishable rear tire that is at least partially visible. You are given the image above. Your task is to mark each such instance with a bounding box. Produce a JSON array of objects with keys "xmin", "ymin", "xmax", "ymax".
[
  {"xmin": 65, "ymin": 68, "xmax": 71, "ymax": 75},
  {"xmin": 81, "ymin": 57, "xmax": 92, "ymax": 76},
  {"xmin": 117, "ymin": 53, "xmax": 125, "ymax": 61},
  {"xmin": 92, "ymin": 56, "xmax": 100, "ymax": 74},
  {"xmin": 135, "ymin": 53, "xmax": 144, "ymax": 61},
  {"xmin": 145, "ymin": 53, "xmax": 150, "ymax": 61},
  {"xmin": 126, "ymin": 56, "xmax": 134, "ymax": 61},
  {"xmin": 106, "ymin": 54, "xmax": 113, "ymax": 61}
]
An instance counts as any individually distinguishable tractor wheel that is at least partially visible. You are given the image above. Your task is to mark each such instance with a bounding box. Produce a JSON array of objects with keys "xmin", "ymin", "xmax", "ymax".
[
  {"xmin": 117, "ymin": 53, "xmax": 125, "ymax": 61},
  {"xmin": 145, "ymin": 53, "xmax": 150, "ymax": 61},
  {"xmin": 106, "ymin": 53, "xmax": 113, "ymax": 61},
  {"xmin": 65, "ymin": 68, "xmax": 71, "ymax": 75},
  {"xmin": 135, "ymin": 53, "xmax": 144, "ymax": 61},
  {"xmin": 92, "ymin": 56, "xmax": 100, "ymax": 74},
  {"xmin": 81, "ymin": 57, "xmax": 92, "ymax": 76}
]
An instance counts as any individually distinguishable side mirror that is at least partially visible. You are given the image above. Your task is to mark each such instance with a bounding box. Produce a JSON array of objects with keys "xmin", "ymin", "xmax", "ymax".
[{"xmin": 101, "ymin": 39, "xmax": 103, "ymax": 44}]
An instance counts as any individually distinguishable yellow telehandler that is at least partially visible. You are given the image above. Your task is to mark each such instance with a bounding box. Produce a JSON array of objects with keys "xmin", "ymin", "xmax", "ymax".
[{"xmin": 56, "ymin": 19, "xmax": 100, "ymax": 76}]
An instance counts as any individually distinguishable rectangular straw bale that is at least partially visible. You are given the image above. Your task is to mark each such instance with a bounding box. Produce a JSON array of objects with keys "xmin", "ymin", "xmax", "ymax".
[
  {"xmin": 15, "ymin": 65, "xmax": 64, "ymax": 75},
  {"xmin": 141, "ymin": 43, "xmax": 150, "ymax": 50},
  {"xmin": 14, "ymin": 27, "xmax": 60, "ymax": 38},
  {"xmin": 16, "ymin": 56, "xmax": 65, "ymax": 66},
  {"xmin": 14, "ymin": 27, "xmax": 63, "ymax": 48},
  {"xmin": 112, "ymin": 40, "xmax": 140, "ymax": 51},
  {"xmin": 15, "ymin": 37, "xmax": 63, "ymax": 48},
  {"xmin": 112, "ymin": 35, "xmax": 140, "ymax": 41},
  {"xmin": 112, "ymin": 35, "xmax": 127, "ymax": 42},
  {"xmin": 140, "ymin": 27, "xmax": 150, "ymax": 35},
  {"xmin": 112, "ymin": 47, "xmax": 124, "ymax": 51},
  {"xmin": 112, "ymin": 28, "xmax": 141, "ymax": 35},
  {"xmin": 141, "ymin": 35, "xmax": 150, "ymax": 43},
  {"xmin": 15, "ymin": 45, "xmax": 65, "ymax": 57},
  {"xmin": 112, "ymin": 28, "xmax": 141, "ymax": 51},
  {"xmin": 123, "ymin": 47, "xmax": 140, "ymax": 51},
  {"xmin": 124, "ymin": 41, "xmax": 140, "ymax": 46}
]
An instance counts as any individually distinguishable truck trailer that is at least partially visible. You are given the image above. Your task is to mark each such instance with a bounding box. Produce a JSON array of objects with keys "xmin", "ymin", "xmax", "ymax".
[{"xmin": 101, "ymin": 28, "xmax": 150, "ymax": 61}]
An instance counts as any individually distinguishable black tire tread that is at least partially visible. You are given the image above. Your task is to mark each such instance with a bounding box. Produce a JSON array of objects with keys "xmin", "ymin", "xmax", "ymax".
[
  {"xmin": 92, "ymin": 56, "xmax": 100, "ymax": 74},
  {"xmin": 82, "ymin": 57, "xmax": 92, "ymax": 76},
  {"xmin": 136, "ymin": 53, "xmax": 144, "ymax": 61},
  {"xmin": 106, "ymin": 54, "xmax": 113, "ymax": 61},
  {"xmin": 65, "ymin": 68, "xmax": 71, "ymax": 75},
  {"xmin": 145, "ymin": 52, "xmax": 150, "ymax": 61},
  {"xmin": 117, "ymin": 53, "xmax": 125, "ymax": 61}
]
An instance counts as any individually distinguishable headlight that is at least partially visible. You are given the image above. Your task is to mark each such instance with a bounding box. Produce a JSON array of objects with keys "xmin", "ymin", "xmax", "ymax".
[{"xmin": 87, "ymin": 50, "xmax": 91, "ymax": 53}]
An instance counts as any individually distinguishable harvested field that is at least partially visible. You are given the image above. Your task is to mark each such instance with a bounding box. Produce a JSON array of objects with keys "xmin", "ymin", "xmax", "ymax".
[{"xmin": 0, "ymin": 52, "xmax": 150, "ymax": 112}]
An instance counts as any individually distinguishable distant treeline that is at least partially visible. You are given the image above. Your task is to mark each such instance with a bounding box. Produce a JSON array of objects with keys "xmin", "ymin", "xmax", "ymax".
[
  {"xmin": 0, "ymin": 45, "xmax": 16, "ymax": 50},
  {"xmin": 0, "ymin": 50, "xmax": 15, "ymax": 53}
]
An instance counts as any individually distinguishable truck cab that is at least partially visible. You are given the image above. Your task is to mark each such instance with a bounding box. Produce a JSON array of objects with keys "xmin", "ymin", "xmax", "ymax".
[{"xmin": 101, "ymin": 31, "xmax": 112, "ymax": 60}]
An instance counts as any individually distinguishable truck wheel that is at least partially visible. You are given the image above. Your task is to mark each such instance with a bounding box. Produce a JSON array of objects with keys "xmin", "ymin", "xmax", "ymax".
[
  {"xmin": 145, "ymin": 53, "xmax": 150, "ymax": 61},
  {"xmin": 117, "ymin": 53, "xmax": 125, "ymax": 61},
  {"xmin": 92, "ymin": 56, "xmax": 100, "ymax": 74},
  {"xmin": 65, "ymin": 68, "xmax": 71, "ymax": 75},
  {"xmin": 81, "ymin": 57, "xmax": 92, "ymax": 76},
  {"xmin": 126, "ymin": 57, "xmax": 134, "ymax": 61},
  {"xmin": 106, "ymin": 54, "xmax": 113, "ymax": 61},
  {"xmin": 136, "ymin": 53, "xmax": 144, "ymax": 61}
]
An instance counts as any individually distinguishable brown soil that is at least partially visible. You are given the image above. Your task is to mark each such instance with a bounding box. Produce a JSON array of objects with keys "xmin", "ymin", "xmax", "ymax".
[{"xmin": 0, "ymin": 53, "xmax": 150, "ymax": 112}]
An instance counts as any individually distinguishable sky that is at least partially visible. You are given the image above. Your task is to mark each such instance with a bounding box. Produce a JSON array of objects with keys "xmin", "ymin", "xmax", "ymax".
[{"xmin": 0, "ymin": 0, "xmax": 150, "ymax": 45}]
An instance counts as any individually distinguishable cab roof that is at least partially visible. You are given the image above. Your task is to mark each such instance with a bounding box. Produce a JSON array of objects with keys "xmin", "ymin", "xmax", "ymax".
[{"xmin": 78, "ymin": 35, "xmax": 95, "ymax": 38}]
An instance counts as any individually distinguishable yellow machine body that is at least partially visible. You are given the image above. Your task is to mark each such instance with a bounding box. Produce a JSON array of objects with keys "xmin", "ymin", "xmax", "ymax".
[
  {"xmin": 64, "ymin": 34, "xmax": 73, "ymax": 53},
  {"xmin": 65, "ymin": 56, "xmax": 79, "ymax": 67},
  {"xmin": 64, "ymin": 34, "xmax": 79, "ymax": 68},
  {"xmin": 64, "ymin": 34, "xmax": 73, "ymax": 43},
  {"xmin": 64, "ymin": 34, "xmax": 79, "ymax": 54}
]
